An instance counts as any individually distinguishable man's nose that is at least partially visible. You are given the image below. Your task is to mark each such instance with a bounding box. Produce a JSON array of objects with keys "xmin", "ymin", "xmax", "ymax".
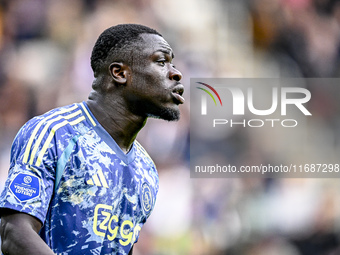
[{"xmin": 169, "ymin": 67, "xmax": 182, "ymax": 81}]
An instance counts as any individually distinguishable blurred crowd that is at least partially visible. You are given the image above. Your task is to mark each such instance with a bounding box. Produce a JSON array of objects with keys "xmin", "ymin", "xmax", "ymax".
[{"xmin": 1, "ymin": 0, "xmax": 340, "ymax": 254}]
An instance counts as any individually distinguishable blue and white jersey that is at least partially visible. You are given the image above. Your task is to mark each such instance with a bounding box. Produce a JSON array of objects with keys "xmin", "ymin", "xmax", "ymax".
[{"xmin": 0, "ymin": 102, "xmax": 159, "ymax": 255}]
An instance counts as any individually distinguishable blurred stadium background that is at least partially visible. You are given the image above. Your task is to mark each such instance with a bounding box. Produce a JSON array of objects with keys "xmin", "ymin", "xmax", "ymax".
[{"xmin": 1, "ymin": 0, "xmax": 340, "ymax": 254}]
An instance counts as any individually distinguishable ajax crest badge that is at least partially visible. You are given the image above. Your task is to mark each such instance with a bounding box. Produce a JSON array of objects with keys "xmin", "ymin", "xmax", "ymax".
[{"xmin": 141, "ymin": 182, "xmax": 153, "ymax": 216}]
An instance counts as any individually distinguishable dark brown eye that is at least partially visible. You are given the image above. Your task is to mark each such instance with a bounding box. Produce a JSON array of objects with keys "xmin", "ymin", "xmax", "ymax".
[{"xmin": 157, "ymin": 60, "xmax": 166, "ymax": 66}]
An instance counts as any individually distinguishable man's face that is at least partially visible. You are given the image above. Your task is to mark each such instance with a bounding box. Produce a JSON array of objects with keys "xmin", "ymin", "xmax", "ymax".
[{"xmin": 126, "ymin": 33, "xmax": 184, "ymax": 121}]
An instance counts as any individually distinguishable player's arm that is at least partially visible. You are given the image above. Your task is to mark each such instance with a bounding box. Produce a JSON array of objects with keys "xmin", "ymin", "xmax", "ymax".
[{"xmin": 0, "ymin": 209, "xmax": 55, "ymax": 255}]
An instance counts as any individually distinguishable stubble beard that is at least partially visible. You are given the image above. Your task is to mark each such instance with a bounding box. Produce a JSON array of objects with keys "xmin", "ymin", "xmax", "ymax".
[{"xmin": 148, "ymin": 107, "xmax": 180, "ymax": 121}]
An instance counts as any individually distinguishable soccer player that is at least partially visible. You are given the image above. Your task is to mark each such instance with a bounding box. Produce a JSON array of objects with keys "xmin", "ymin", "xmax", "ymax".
[{"xmin": 0, "ymin": 24, "xmax": 184, "ymax": 255}]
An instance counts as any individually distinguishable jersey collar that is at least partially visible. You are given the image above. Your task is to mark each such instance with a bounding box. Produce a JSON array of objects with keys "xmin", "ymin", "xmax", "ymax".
[{"xmin": 80, "ymin": 101, "xmax": 136, "ymax": 165}]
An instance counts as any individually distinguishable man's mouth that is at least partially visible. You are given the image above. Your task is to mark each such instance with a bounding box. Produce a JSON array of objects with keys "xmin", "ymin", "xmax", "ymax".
[{"xmin": 172, "ymin": 85, "xmax": 185, "ymax": 104}]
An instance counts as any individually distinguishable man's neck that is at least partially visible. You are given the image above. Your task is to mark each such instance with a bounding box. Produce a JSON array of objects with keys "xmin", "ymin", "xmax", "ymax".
[{"xmin": 86, "ymin": 91, "xmax": 147, "ymax": 154}]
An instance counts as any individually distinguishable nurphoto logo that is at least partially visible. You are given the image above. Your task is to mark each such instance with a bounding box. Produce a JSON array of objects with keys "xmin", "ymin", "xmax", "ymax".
[
  {"xmin": 190, "ymin": 78, "xmax": 340, "ymax": 178},
  {"xmin": 195, "ymin": 80, "xmax": 312, "ymax": 128}
]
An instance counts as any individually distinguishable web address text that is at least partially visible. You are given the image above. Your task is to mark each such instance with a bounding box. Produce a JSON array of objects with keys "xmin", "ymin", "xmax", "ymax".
[{"xmin": 195, "ymin": 163, "xmax": 339, "ymax": 175}]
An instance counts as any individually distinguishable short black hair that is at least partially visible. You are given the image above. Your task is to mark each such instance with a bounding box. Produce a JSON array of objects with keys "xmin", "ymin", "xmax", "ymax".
[{"xmin": 90, "ymin": 24, "xmax": 162, "ymax": 77}]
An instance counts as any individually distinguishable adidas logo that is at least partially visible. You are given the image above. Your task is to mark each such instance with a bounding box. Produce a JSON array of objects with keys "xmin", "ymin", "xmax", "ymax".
[{"xmin": 86, "ymin": 169, "xmax": 109, "ymax": 188}]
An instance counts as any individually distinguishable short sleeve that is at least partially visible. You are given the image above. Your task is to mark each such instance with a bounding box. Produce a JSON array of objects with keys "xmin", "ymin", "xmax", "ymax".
[{"xmin": 0, "ymin": 117, "xmax": 57, "ymax": 224}]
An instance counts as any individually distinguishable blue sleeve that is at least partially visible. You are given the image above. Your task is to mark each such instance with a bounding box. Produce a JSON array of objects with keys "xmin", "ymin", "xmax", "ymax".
[{"xmin": 0, "ymin": 117, "xmax": 57, "ymax": 224}]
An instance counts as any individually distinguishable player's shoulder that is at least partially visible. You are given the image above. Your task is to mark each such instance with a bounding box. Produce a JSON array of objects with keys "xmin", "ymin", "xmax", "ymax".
[
  {"xmin": 19, "ymin": 102, "xmax": 89, "ymax": 136},
  {"xmin": 22, "ymin": 103, "xmax": 79, "ymax": 127},
  {"xmin": 11, "ymin": 103, "xmax": 91, "ymax": 164}
]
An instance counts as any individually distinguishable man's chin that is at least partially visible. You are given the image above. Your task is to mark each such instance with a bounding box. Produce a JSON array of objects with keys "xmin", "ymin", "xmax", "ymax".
[{"xmin": 148, "ymin": 108, "xmax": 180, "ymax": 121}]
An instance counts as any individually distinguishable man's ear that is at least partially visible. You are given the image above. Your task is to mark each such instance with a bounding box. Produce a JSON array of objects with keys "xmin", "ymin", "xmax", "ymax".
[{"xmin": 109, "ymin": 62, "xmax": 130, "ymax": 85}]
